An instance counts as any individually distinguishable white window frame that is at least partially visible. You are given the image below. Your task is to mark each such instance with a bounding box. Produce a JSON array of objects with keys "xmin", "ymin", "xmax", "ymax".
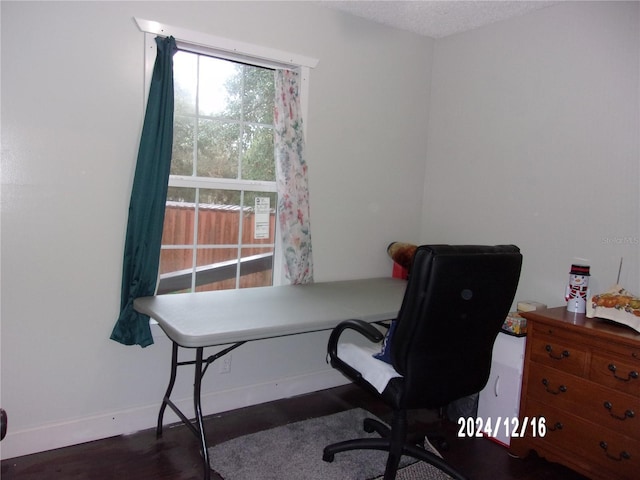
[{"xmin": 135, "ymin": 17, "xmax": 318, "ymax": 289}]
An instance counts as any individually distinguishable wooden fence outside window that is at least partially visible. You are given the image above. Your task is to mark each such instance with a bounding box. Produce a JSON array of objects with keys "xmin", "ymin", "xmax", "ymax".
[{"xmin": 159, "ymin": 203, "xmax": 276, "ymax": 293}]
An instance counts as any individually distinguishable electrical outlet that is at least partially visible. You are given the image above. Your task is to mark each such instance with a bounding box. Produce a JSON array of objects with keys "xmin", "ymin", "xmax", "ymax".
[{"xmin": 219, "ymin": 354, "xmax": 231, "ymax": 374}]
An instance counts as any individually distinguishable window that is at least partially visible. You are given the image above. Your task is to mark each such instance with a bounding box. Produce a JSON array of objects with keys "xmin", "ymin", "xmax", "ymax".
[
  {"xmin": 158, "ymin": 51, "xmax": 278, "ymax": 294},
  {"xmin": 135, "ymin": 18, "xmax": 318, "ymax": 294}
]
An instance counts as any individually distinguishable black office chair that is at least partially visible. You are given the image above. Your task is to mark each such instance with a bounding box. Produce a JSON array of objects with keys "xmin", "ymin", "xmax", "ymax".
[{"xmin": 323, "ymin": 245, "xmax": 522, "ymax": 480}]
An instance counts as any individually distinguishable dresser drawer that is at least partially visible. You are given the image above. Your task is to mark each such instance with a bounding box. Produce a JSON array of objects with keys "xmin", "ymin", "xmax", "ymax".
[
  {"xmin": 527, "ymin": 363, "xmax": 589, "ymax": 411},
  {"xmin": 526, "ymin": 363, "xmax": 640, "ymax": 439},
  {"xmin": 530, "ymin": 335, "xmax": 587, "ymax": 377},
  {"xmin": 590, "ymin": 353, "xmax": 640, "ymax": 397},
  {"xmin": 592, "ymin": 388, "xmax": 640, "ymax": 440},
  {"xmin": 523, "ymin": 399, "xmax": 639, "ymax": 480}
]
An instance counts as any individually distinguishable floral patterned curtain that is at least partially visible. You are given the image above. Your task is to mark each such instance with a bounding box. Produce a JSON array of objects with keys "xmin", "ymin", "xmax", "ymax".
[{"xmin": 273, "ymin": 69, "xmax": 313, "ymax": 284}]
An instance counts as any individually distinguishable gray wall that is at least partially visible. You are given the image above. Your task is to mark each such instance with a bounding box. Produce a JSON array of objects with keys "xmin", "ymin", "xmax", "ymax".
[{"xmin": 422, "ymin": 1, "xmax": 639, "ymax": 306}]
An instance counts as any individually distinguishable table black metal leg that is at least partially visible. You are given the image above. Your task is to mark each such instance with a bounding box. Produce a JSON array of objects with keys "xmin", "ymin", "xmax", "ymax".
[
  {"xmin": 194, "ymin": 347, "xmax": 211, "ymax": 480},
  {"xmin": 157, "ymin": 342, "xmax": 179, "ymax": 438},
  {"xmin": 157, "ymin": 341, "xmax": 246, "ymax": 480}
]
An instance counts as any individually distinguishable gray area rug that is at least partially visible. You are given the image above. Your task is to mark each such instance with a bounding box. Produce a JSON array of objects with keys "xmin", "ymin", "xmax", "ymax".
[{"xmin": 208, "ymin": 408, "xmax": 452, "ymax": 480}]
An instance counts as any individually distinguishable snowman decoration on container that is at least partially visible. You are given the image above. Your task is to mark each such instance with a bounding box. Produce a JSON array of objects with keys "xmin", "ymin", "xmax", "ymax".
[{"xmin": 565, "ymin": 264, "xmax": 591, "ymax": 313}]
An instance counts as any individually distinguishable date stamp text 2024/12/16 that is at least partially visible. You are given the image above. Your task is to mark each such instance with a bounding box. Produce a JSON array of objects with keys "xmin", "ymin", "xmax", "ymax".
[{"xmin": 457, "ymin": 416, "xmax": 548, "ymax": 439}]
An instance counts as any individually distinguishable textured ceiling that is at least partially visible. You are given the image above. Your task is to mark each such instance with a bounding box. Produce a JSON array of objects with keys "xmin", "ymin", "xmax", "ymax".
[{"xmin": 318, "ymin": 1, "xmax": 559, "ymax": 38}]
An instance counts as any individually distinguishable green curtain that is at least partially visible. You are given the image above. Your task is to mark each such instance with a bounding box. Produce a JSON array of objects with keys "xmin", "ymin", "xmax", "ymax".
[{"xmin": 111, "ymin": 36, "xmax": 177, "ymax": 347}]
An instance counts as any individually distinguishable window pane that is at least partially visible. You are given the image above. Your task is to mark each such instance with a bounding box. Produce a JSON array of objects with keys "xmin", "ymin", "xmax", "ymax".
[
  {"xmin": 174, "ymin": 51, "xmax": 197, "ymax": 116},
  {"xmin": 198, "ymin": 189, "xmax": 241, "ymax": 245},
  {"xmin": 239, "ymin": 247, "xmax": 274, "ymax": 289},
  {"xmin": 198, "ymin": 56, "xmax": 241, "ymax": 118},
  {"xmin": 163, "ymin": 188, "xmax": 196, "ymax": 245},
  {"xmin": 159, "ymin": 248, "xmax": 193, "ymax": 276},
  {"xmin": 198, "ymin": 188, "xmax": 240, "ymax": 207},
  {"xmin": 197, "ymin": 119, "xmax": 240, "ymax": 178},
  {"xmin": 172, "ymin": 115, "xmax": 195, "ymax": 176},
  {"xmin": 242, "ymin": 124, "xmax": 275, "ymax": 181},
  {"xmin": 195, "ymin": 247, "xmax": 239, "ymax": 292},
  {"xmin": 158, "ymin": 248, "xmax": 194, "ymax": 294},
  {"xmin": 243, "ymin": 67, "xmax": 275, "ymax": 124}
]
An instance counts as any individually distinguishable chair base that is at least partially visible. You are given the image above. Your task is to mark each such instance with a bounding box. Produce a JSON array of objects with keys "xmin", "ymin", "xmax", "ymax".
[{"xmin": 322, "ymin": 416, "xmax": 468, "ymax": 480}]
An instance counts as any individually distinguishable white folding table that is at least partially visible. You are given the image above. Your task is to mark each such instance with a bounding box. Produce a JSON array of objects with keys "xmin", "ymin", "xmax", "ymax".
[{"xmin": 134, "ymin": 277, "xmax": 407, "ymax": 479}]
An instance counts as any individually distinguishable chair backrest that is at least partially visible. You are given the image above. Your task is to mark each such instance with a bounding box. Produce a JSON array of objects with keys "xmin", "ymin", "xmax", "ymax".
[{"xmin": 390, "ymin": 245, "xmax": 522, "ymax": 409}]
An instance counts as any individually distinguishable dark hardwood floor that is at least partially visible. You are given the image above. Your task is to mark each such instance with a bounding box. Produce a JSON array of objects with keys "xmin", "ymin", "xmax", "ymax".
[{"xmin": 1, "ymin": 385, "xmax": 587, "ymax": 480}]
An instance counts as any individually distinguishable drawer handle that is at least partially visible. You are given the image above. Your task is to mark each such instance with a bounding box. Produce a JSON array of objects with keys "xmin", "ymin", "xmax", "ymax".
[
  {"xmin": 548, "ymin": 422, "xmax": 563, "ymax": 431},
  {"xmin": 607, "ymin": 364, "xmax": 639, "ymax": 382},
  {"xmin": 542, "ymin": 378, "xmax": 567, "ymax": 394},
  {"xmin": 599, "ymin": 441, "xmax": 631, "ymax": 462},
  {"xmin": 545, "ymin": 344, "xmax": 570, "ymax": 360},
  {"xmin": 603, "ymin": 402, "xmax": 635, "ymax": 421}
]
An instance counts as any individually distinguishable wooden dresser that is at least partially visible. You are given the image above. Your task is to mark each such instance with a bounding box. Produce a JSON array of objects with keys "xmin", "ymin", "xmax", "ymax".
[{"xmin": 510, "ymin": 307, "xmax": 640, "ymax": 480}]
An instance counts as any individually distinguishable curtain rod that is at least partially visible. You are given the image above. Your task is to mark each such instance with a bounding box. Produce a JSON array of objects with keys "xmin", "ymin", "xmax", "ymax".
[{"xmin": 134, "ymin": 17, "xmax": 319, "ymax": 69}]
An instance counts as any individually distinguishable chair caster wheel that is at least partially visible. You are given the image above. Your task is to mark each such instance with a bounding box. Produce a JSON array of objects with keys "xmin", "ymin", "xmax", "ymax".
[{"xmin": 323, "ymin": 452, "xmax": 335, "ymax": 462}]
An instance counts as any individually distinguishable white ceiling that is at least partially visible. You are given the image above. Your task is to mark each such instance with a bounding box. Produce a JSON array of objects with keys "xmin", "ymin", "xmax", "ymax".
[{"xmin": 318, "ymin": 1, "xmax": 559, "ymax": 38}]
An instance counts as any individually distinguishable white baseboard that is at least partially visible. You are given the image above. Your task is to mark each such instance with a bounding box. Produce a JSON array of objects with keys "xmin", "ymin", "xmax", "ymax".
[{"xmin": 0, "ymin": 370, "xmax": 349, "ymax": 460}]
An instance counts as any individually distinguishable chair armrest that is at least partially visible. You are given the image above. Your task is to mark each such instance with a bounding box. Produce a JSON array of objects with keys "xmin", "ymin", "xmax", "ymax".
[
  {"xmin": 328, "ymin": 319, "xmax": 385, "ymax": 356},
  {"xmin": 327, "ymin": 319, "xmax": 385, "ymax": 381}
]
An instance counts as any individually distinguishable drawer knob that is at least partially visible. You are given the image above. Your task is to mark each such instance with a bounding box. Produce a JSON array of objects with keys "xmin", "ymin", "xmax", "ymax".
[
  {"xmin": 548, "ymin": 421, "xmax": 563, "ymax": 431},
  {"xmin": 603, "ymin": 401, "xmax": 635, "ymax": 420},
  {"xmin": 542, "ymin": 378, "xmax": 567, "ymax": 395},
  {"xmin": 599, "ymin": 441, "xmax": 631, "ymax": 461},
  {"xmin": 545, "ymin": 344, "xmax": 570, "ymax": 360},
  {"xmin": 607, "ymin": 363, "xmax": 639, "ymax": 382}
]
